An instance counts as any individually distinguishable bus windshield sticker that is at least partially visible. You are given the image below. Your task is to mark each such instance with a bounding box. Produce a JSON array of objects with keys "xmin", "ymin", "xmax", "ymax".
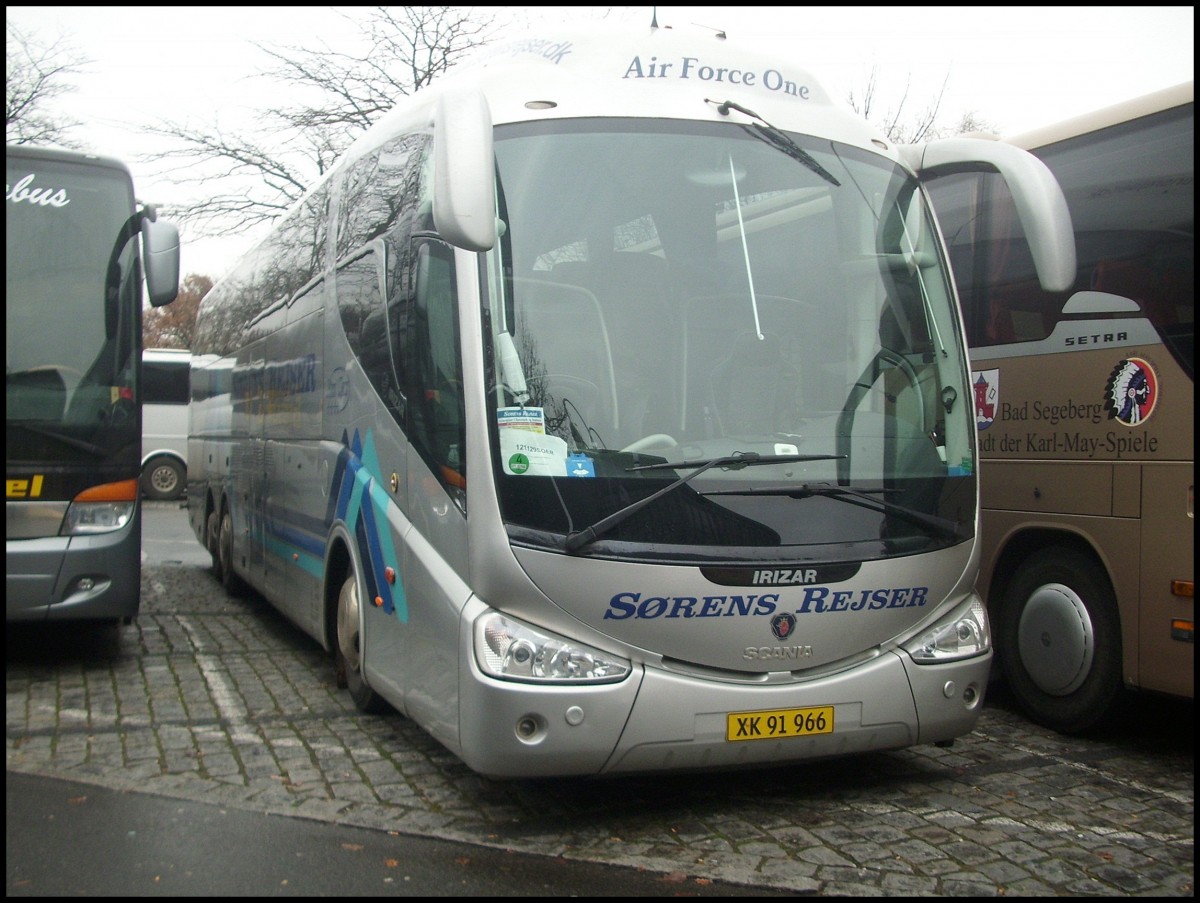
[
  {"xmin": 500, "ymin": 429, "xmax": 567, "ymax": 476},
  {"xmin": 497, "ymin": 406, "xmax": 546, "ymax": 433},
  {"xmin": 566, "ymin": 453, "xmax": 595, "ymax": 478}
]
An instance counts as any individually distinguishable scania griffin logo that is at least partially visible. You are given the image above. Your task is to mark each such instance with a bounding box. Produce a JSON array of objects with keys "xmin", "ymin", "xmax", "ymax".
[{"xmin": 771, "ymin": 612, "xmax": 796, "ymax": 640}]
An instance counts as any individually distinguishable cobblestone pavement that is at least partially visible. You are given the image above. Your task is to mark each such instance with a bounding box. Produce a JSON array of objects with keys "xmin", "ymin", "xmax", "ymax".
[{"xmin": 6, "ymin": 558, "xmax": 1193, "ymax": 896}]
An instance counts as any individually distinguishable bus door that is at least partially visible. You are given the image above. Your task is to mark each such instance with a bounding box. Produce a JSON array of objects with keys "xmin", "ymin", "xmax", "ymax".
[
  {"xmin": 398, "ymin": 238, "xmax": 471, "ymax": 740},
  {"xmin": 330, "ymin": 244, "xmax": 414, "ymax": 708}
]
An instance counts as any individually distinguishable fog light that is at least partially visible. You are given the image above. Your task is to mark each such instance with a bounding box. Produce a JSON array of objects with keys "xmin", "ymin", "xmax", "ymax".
[{"xmin": 515, "ymin": 714, "xmax": 545, "ymax": 744}]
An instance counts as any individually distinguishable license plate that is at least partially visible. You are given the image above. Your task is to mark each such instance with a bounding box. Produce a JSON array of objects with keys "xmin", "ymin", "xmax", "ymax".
[{"xmin": 726, "ymin": 705, "xmax": 835, "ymax": 742}]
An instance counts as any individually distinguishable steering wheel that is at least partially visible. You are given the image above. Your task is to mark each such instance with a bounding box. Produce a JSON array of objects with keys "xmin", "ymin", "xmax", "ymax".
[
  {"xmin": 620, "ymin": 433, "xmax": 679, "ymax": 454},
  {"xmin": 872, "ymin": 348, "xmax": 925, "ymax": 421}
]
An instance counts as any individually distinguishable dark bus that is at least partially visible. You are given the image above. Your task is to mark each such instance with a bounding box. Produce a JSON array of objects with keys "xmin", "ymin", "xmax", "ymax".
[{"xmin": 7, "ymin": 144, "xmax": 180, "ymax": 623}]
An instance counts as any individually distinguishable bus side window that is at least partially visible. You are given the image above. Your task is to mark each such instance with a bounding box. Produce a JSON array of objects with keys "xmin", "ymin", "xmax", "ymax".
[
  {"xmin": 336, "ymin": 249, "xmax": 406, "ymax": 422},
  {"xmin": 1091, "ymin": 258, "xmax": 1176, "ymax": 325},
  {"xmin": 407, "ymin": 239, "xmax": 465, "ymax": 499}
]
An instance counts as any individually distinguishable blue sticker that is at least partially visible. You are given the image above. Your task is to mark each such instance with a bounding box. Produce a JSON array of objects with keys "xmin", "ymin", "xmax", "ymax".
[{"xmin": 566, "ymin": 454, "xmax": 595, "ymax": 477}]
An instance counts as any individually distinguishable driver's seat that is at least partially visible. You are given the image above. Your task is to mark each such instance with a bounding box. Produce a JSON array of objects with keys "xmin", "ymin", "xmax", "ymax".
[{"xmin": 709, "ymin": 332, "xmax": 800, "ymax": 436}]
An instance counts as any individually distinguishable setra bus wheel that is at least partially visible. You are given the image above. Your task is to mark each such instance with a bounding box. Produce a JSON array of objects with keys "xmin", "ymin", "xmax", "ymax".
[
  {"xmin": 996, "ymin": 547, "xmax": 1122, "ymax": 734},
  {"xmin": 336, "ymin": 570, "xmax": 388, "ymax": 714}
]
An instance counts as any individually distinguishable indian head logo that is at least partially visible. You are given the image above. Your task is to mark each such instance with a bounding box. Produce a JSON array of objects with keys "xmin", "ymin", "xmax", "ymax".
[
  {"xmin": 973, "ymin": 369, "xmax": 998, "ymax": 430},
  {"xmin": 1105, "ymin": 357, "xmax": 1158, "ymax": 426}
]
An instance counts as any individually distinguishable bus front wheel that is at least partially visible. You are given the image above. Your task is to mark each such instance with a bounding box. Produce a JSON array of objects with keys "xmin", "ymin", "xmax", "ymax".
[
  {"xmin": 142, "ymin": 455, "xmax": 184, "ymax": 501},
  {"xmin": 996, "ymin": 547, "xmax": 1122, "ymax": 734},
  {"xmin": 336, "ymin": 572, "xmax": 388, "ymax": 714}
]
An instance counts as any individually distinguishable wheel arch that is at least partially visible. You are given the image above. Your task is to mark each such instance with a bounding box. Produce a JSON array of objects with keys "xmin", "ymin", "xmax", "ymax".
[
  {"xmin": 986, "ymin": 526, "xmax": 1117, "ymax": 627},
  {"xmin": 322, "ymin": 527, "xmax": 355, "ymax": 657},
  {"xmin": 987, "ymin": 524, "xmax": 1132, "ymax": 711},
  {"xmin": 141, "ymin": 448, "xmax": 187, "ymax": 472}
]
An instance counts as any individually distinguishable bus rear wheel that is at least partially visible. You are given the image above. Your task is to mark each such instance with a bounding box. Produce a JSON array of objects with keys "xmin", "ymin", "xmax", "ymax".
[
  {"xmin": 336, "ymin": 572, "xmax": 388, "ymax": 714},
  {"xmin": 996, "ymin": 547, "xmax": 1122, "ymax": 734},
  {"xmin": 206, "ymin": 509, "xmax": 221, "ymax": 576},
  {"xmin": 216, "ymin": 508, "xmax": 248, "ymax": 596}
]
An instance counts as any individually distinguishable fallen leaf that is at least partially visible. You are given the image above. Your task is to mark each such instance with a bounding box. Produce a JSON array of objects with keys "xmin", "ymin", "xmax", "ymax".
[{"xmin": 341, "ymin": 843, "xmax": 364, "ymax": 852}]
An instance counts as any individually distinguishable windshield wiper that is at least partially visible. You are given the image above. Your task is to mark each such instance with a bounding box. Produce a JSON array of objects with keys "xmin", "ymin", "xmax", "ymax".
[
  {"xmin": 703, "ymin": 482, "xmax": 967, "ymax": 541},
  {"xmin": 564, "ymin": 451, "xmax": 844, "ymax": 553},
  {"xmin": 708, "ymin": 99, "xmax": 842, "ymax": 187}
]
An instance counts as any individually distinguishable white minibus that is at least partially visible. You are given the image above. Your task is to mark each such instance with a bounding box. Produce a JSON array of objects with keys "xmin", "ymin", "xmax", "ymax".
[{"xmin": 141, "ymin": 348, "xmax": 190, "ymax": 500}]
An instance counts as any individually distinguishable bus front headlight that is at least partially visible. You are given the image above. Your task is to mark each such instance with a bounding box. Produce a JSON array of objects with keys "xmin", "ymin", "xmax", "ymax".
[
  {"xmin": 903, "ymin": 595, "xmax": 991, "ymax": 663},
  {"xmin": 474, "ymin": 611, "xmax": 630, "ymax": 683},
  {"xmin": 62, "ymin": 500, "xmax": 136, "ymax": 535}
]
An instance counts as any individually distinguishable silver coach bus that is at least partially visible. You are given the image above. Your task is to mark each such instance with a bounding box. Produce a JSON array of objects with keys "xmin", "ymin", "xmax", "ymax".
[{"xmin": 187, "ymin": 24, "xmax": 1075, "ymax": 777}]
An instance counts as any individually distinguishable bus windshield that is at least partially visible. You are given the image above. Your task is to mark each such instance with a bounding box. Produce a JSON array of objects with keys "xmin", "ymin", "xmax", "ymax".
[
  {"xmin": 6, "ymin": 154, "xmax": 142, "ymax": 481},
  {"xmin": 486, "ymin": 119, "xmax": 975, "ymax": 560}
]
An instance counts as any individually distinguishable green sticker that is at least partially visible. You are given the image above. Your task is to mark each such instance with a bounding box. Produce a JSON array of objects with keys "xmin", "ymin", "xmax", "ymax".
[{"xmin": 508, "ymin": 453, "xmax": 530, "ymax": 474}]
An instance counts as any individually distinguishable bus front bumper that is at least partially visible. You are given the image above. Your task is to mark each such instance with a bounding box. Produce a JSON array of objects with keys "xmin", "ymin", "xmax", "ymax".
[
  {"xmin": 6, "ymin": 529, "xmax": 141, "ymax": 622},
  {"xmin": 455, "ymin": 646, "xmax": 990, "ymax": 778}
]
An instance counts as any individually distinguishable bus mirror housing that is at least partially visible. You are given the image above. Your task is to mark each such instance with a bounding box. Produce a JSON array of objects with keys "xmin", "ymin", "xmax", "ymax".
[
  {"xmin": 142, "ymin": 217, "xmax": 181, "ymax": 307},
  {"xmin": 901, "ymin": 138, "xmax": 1077, "ymax": 292},
  {"xmin": 433, "ymin": 86, "xmax": 497, "ymax": 252}
]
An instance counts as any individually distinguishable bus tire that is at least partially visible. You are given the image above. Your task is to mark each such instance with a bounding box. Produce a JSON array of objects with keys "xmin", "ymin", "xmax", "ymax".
[
  {"xmin": 336, "ymin": 572, "xmax": 388, "ymax": 714},
  {"xmin": 206, "ymin": 509, "xmax": 221, "ymax": 576},
  {"xmin": 141, "ymin": 455, "xmax": 185, "ymax": 501},
  {"xmin": 217, "ymin": 507, "xmax": 249, "ymax": 597},
  {"xmin": 996, "ymin": 547, "xmax": 1122, "ymax": 734}
]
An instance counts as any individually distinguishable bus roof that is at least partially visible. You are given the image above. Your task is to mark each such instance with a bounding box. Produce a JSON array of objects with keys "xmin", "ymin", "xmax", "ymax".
[
  {"xmin": 6, "ymin": 142, "xmax": 133, "ymax": 176},
  {"xmin": 348, "ymin": 24, "xmax": 887, "ymax": 169},
  {"xmin": 143, "ymin": 348, "xmax": 191, "ymax": 361},
  {"xmin": 1008, "ymin": 81, "xmax": 1193, "ymax": 151}
]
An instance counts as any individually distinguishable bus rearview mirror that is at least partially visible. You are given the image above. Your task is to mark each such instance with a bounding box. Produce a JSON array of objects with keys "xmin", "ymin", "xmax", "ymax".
[
  {"xmin": 900, "ymin": 137, "xmax": 1077, "ymax": 293},
  {"xmin": 433, "ymin": 86, "xmax": 497, "ymax": 252},
  {"xmin": 142, "ymin": 217, "xmax": 181, "ymax": 308}
]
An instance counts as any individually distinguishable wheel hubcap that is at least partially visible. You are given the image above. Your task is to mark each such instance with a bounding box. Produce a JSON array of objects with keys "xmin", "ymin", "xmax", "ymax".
[
  {"xmin": 1017, "ymin": 582, "xmax": 1094, "ymax": 695},
  {"xmin": 337, "ymin": 579, "xmax": 361, "ymax": 672},
  {"xmin": 152, "ymin": 467, "xmax": 177, "ymax": 492}
]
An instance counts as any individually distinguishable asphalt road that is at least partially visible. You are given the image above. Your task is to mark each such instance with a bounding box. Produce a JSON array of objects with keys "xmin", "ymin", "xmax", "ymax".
[
  {"xmin": 5, "ymin": 501, "xmax": 1194, "ymax": 896},
  {"xmin": 7, "ymin": 771, "xmax": 789, "ymax": 896}
]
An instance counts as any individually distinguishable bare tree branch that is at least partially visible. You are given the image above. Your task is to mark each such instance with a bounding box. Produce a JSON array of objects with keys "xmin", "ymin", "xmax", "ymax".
[
  {"xmin": 142, "ymin": 6, "xmax": 500, "ymax": 237},
  {"xmin": 6, "ymin": 21, "xmax": 88, "ymax": 147},
  {"xmin": 847, "ymin": 66, "xmax": 966, "ymax": 144}
]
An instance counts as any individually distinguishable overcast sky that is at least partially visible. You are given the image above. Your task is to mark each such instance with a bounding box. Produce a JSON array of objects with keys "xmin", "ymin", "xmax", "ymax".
[{"xmin": 8, "ymin": 5, "xmax": 1194, "ymax": 279}]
